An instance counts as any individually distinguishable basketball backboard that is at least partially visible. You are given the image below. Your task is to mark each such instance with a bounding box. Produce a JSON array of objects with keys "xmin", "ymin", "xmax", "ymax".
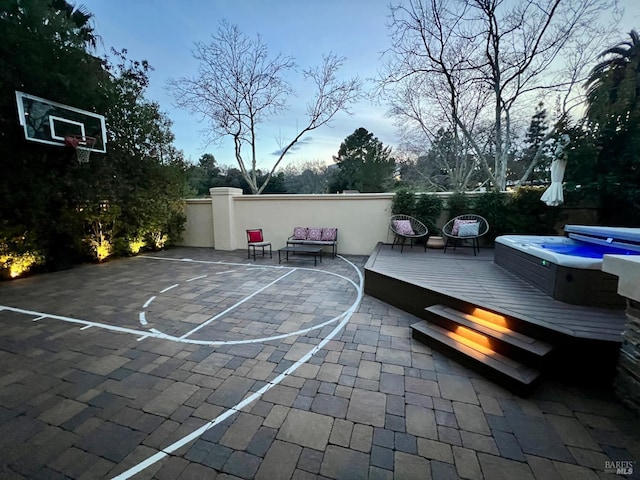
[{"xmin": 15, "ymin": 91, "xmax": 107, "ymax": 153}]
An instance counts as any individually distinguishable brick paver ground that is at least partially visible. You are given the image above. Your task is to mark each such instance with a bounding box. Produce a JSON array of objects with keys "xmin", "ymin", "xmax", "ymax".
[{"xmin": 0, "ymin": 247, "xmax": 638, "ymax": 479}]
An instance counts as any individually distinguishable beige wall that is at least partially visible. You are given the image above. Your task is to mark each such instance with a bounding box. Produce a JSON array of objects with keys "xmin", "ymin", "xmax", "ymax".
[
  {"xmin": 180, "ymin": 199, "xmax": 215, "ymax": 247},
  {"xmin": 178, "ymin": 188, "xmax": 600, "ymax": 255},
  {"xmin": 179, "ymin": 190, "xmax": 395, "ymax": 255},
  {"xmin": 234, "ymin": 193, "xmax": 394, "ymax": 255}
]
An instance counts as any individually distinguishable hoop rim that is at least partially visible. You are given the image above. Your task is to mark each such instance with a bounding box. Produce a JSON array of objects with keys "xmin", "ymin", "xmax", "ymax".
[{"xmin": 64, "ymin": 134, "xmax": 96, "ymax": 150}]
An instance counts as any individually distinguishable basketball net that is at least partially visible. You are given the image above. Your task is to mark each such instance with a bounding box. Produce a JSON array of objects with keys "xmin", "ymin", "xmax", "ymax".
[{"xmin": 65, "ymin": 135, "xmax": 96, "ymax": 163}]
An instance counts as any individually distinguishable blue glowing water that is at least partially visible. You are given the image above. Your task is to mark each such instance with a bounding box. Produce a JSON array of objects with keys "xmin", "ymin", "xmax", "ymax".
[{"xmin": 540, "ymin": 242, "xmax": 640, "ymax": 258}]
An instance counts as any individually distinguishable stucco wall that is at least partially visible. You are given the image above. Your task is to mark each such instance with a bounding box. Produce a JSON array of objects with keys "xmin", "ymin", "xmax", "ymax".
[
  {"xmin": 180, "ymin": 199, "xmax": 214, "ymax": 248},
  {"xmin": 178, "ymin": 188, "xmax": 602, "ymax": 255},
  {"xmin": 234, "ymin": 193, "xmax": 394, "ymax": 255},
  {"xmin": 178, "ymin": 191, "xmax": 395, "ymax": 255}
]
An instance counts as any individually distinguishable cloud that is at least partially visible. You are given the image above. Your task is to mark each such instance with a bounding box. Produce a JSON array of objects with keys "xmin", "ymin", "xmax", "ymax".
[{"xmin": 270, "ymin": 137, "xmax": 314, "ymax": 156}]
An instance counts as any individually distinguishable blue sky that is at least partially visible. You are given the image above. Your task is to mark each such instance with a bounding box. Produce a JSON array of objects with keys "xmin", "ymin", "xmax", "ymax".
[
  {"xmin": 82, "ymin": 0, "xmax": 640, "ymax": 169},
  {"xmin": 83, "ymin": 0, "xmax": 395, "ymax": 167}
]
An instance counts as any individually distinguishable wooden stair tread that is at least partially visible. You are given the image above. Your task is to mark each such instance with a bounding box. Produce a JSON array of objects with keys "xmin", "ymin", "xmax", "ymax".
[
  {"xmin": 411, "ymin": 321, "xmax": 541, "ymax": 386},
  {"xmin": 425, "ymin": 305, "xmax": 554, "ymax": 357}
]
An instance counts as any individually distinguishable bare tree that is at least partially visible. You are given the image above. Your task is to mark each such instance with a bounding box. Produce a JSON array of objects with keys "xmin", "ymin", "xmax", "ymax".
[
  {"xmin": 380, "ymin": 0, "xmax": 619, "ymax": 190},
  {"xmin": 280, "ymin": 159, "xmax": 330, "ymax": 194},
  {"xmin": 391, "ymin": 73, "xmax": 489, "ymax": 191},
  {"xmin": 167, "ymin": 21, "xmax": 362, "ymax": 194}
]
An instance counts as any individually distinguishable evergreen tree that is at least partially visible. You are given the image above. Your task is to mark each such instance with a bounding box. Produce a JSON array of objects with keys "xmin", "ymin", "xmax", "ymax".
[
  {"xmin": 187, "ymin": 154, "xmax": 221, "ymax": 196},
  {"xmin": 574, "ymin": 30, "xmax": 640, "ymax": 225},
  {"xmin": 516, "ymin": 102, "xmax": 551, "ymax": 185},
  {"xmin": 329, "ymin": 128, "xmax": 396, "ymax": 193}
]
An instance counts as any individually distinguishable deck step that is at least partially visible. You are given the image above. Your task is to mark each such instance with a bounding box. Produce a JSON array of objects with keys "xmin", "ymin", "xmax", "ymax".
[
  {"xmin": 424, "ymin": 305, "xmax": 554, "ymax": 365},
  {"xmin": 411, "ymin": 320, "xmax": 542, "ymax": 393}
]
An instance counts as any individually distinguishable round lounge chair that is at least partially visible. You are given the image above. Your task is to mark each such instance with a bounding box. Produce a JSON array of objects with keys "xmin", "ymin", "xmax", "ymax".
[
  {"xmin": 441, "ymin": 214, "xmax": 489, "ymax": 256},
  {"xmin": 389, "ymin": 214, "xmax": 428, "ymax": 253}
]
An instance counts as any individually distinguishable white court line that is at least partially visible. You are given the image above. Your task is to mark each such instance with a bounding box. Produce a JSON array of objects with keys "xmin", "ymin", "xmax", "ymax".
[
  {"xmin": 139, "ymin": 257, "xmax": 346, "ymax": 293},
  {"xmin": 0, "ymin": 306, "xmax": 159, "ymax": 337},
  {"xmin": 178, "ymin": 269, "xmax": 296, "ymax": 340},
  {"xmin": 142, "ymin": 296, "xmax": 156, "ymax": 309},
  {"xmin": 149, "ymin": 312, "xmax": 350, "ymax": 346},
  {"xmin": 1, "ymin": 258, "xmax": 360, "ymax": 349},
  {"xmin": 160, "ymin": 284, "xmax": 178, "ymax": 293},
  {"xmin": 142, "ymin": 255, "xmax": 351, "ymax": 280},
  {"xmin": 0, "ymin": 256, "xmax": 363, "ymax": 478},
  {"xmin": 111, "ymin": 255, "xmax": 364, "ymax": 480},
  {"xmin": 143, "ymin": 255, "xmax": 277, "ymax": 269},
  {"xmin": 186, "ymin": 275, "xmax": 207, "ymax": 282},
  {"xmin": 139, "ymin": 256, "xmax": 360, "ymax": 345}
]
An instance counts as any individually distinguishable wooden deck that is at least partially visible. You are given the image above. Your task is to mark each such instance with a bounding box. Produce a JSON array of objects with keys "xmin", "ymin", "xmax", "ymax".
[{"xmin": 364, "ymin": 243, "xmax": 626, "ymax": 343}]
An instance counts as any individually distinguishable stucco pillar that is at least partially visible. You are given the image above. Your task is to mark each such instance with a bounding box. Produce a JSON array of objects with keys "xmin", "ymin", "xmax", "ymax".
[
  {"xmin": 602, "ymin": 255, "xmax": 640, "ymax": 414},
  {"xmin": 209, "ymin": 187, "xmax": 243, "ymax": 250}
]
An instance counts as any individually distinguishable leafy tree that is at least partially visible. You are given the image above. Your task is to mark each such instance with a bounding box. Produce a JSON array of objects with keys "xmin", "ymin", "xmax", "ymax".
[
  {"xmin": 96, "ymin": 51, "xmax": 190, "ymax": 251},
  {"xmin": 586, "ymin": 30, "xmax": 640, "ymax": 121},
  {"xmin": 0, "ymin": 1, "xmax": 189, "ymax": 271},
  {"xmin": 579, "ymin": 30, "xmax": 640, "ymax": 225},
  {"xmin": 167, "ymin": 21, "xmax": 362, "ymax": 194},
  {"xmin": 329, "ymin": 128, "xmax": 397, "ymax": 193},
  {"xmin": 187, "ymin": 153, "xmax": 222, "ymax": 196},
  {"xmin": 0, "ymin": 0, "xmax": 109, "ymax": 269},
  {"xmin": 49, "ymin": 0, "xmax": 98, "ymax": 48}
]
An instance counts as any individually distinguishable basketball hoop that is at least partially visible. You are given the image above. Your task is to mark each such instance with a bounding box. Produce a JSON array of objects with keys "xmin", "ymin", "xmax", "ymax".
[{"xmin": 65, "ymin": 135, "xmax": 96, "ymax": 163}]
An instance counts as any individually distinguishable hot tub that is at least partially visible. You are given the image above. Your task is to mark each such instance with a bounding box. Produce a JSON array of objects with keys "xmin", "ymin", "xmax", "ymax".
[{"xmin": 494, "ymin": 226, "xmax": 640, "ymax": 307}]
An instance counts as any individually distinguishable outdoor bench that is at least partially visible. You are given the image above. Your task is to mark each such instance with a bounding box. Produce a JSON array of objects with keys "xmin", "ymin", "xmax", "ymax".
[{"xmin": 287, "ymin": 227, "xmax": 338, "ymax": 258}]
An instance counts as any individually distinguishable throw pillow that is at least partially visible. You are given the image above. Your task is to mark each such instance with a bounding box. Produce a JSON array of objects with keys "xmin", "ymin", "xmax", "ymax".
[
  {"xmin": 458, "ymin": 222, "xmax": 480, "ymax": 237},
  {"xmin": 293, "ymin": 227, "xmax": 307, "ymax": 240},
  {"xmin": 308, "ymin": 227, "xmax": 322, "ymax": 241},
  {"xmin": 452, "ymin": 219, "xmax": 476, "ymax": 236},
  {"xmin": 393, "ymin": 219, "xmax": 415, "ymax": 236},
  {"xmin": 247, "ymin": 230, "xmax": 263, "ymax": 243},
  {"xmin": 321, "ymin": 228, "xmax": 337, "ymax": 241}
]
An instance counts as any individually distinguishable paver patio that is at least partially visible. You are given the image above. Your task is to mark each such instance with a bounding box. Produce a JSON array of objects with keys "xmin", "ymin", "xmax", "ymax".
[{"xmin": 0, "ymin": 247, "xmax": 638, "ymax": 479}]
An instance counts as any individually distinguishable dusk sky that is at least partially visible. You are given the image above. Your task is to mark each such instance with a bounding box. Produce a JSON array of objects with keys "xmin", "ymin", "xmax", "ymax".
[
  {"xmin": 82, "ymin": 0, "xmax": 394, "ymax": 168},
  {"xmin": 81, "ymin": 0, "xmax": 640, "ymax": 169}
]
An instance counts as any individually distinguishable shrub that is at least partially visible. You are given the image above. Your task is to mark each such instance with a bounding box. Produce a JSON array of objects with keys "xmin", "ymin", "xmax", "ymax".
[
  {"xmin": 508, "ymin": 187, "xmax": 558, "ymax": 235},
  {"xmin": 0, "ymin": 231, "xmax": 45, "ymax": 279},
  {"xmin": 474, "ymin": 191, "xmax": 510, "ymax": 242},
  {"xmin": 446, "ymin": 192, "xmax": 471, "ymax": 219},
  {"xmin": 474, "ymin": 187, "xmax": 562, "ymax": 242},
  {"xmin": 415, "ymin": 194, "xmax": 443, "ymax": 235},
  {"xmin": 392, "ymin": 188, "xmax": 416, "ymax": 215}
]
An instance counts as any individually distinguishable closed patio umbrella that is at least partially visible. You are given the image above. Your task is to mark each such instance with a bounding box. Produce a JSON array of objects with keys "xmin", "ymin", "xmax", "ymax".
[
  {"xmin": 540, "ymin": 158, "xmax": 567, "ymax": 206},
  {"xmin": 541, "ymin": 134, "xmax": 569, "ymax": 207}
]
